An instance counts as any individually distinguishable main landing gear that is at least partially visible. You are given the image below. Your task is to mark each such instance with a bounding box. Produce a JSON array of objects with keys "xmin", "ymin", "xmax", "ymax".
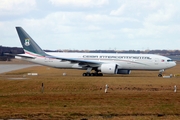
[
  {"xmin": 158, "ymin": 69, "xmax": 164, "ymax": 77},
  {"xmin": 82, "ymin": 72, "xmax": 103, "ymax": 76},
  {"xmin": 82, "ymin": 67, "xmax": 103, "ymax": 77}
]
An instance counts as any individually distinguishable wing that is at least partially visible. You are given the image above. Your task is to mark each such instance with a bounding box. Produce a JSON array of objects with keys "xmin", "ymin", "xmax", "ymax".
[
  {"xmin": 5, "ymin": 53, "xmax": 102, "ymax": 67},
  {"xmin": 46, "ymin": 55, "xmax": 102, "ymax": 67}
]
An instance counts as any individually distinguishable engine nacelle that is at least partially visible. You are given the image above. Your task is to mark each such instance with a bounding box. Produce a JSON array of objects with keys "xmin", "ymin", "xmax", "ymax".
[
  {"xmin": 100, "ymin": 63, "xmax": 118, "ymax": 74},
  {"xmin": 116, "ymin": 69, "xmax": 131, "ymax": 74},
  {"xmin": 99, "ymin": 63, "xmax": 131, "ymax": 74}
]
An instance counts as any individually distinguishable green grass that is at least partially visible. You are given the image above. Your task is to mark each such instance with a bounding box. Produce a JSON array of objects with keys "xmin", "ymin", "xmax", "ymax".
[{"xmin": 0, "ymin": 65, "xmax": 180, "ymax": 119}]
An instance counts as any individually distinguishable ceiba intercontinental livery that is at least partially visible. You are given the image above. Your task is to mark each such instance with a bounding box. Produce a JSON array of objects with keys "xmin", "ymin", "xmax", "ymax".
[{"xmin": 15, "ymin": 27, "xmax": 176, "ymax": 77}]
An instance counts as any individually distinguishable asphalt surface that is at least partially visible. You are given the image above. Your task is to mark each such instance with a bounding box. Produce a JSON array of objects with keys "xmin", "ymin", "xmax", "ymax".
[{"xmin": 0, "ymin": 64, "xmax": 39, "ymax": 74}]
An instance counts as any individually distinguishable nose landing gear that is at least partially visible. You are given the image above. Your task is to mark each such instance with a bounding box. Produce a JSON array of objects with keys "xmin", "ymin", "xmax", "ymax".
[{"xmin": 158, "ymin": 69, "xmax": 164, "ymax": 77}]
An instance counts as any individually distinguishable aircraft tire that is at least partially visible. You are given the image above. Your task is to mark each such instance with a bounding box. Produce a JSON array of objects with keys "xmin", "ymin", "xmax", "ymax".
[
  {"xmin": 158, "ymin": 74, "xmax": 162, "ymax": 77},
  {"xmin": 91, "ymin": 73, "xmax": 95, "ymax": 76},
  {"xmin": 87, "ymin": 73, "xmax": 91, "ymax": 76},
  {"xmin": 82, "ymin": 73, "xmax": 87, "ymax": 76}
]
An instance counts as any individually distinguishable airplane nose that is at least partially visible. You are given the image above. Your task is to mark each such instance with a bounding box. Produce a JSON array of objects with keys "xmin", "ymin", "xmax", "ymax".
[{"xmin": 172, "ymin": 61, "xmax": 176, "ymax": 67}]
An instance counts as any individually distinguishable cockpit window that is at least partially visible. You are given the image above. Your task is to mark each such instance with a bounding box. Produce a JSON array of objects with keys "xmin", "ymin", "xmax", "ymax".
[{"xmin": 167, "ymin": 59, "xmax": 173, "ymax": 62}]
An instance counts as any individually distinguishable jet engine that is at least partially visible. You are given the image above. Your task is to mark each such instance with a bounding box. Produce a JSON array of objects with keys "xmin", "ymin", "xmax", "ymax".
[
  {"xmin": 99, "ymin": 63, "xmax": 131, "ymax": 74},
  {"xmin": 100, "ymin": 63, "xmax": 118, "ymax": 74}
]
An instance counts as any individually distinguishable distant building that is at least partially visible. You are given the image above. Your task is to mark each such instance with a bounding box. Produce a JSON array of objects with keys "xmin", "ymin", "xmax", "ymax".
[{"xmin": 0, "ymin": 46, "xmax": 24, "ymax": 61}]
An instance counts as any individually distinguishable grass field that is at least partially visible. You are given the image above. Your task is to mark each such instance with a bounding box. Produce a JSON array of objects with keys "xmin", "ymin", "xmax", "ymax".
[{"xmin": 0, "ymin": 62, "xmax": 180, "ymax": 119}]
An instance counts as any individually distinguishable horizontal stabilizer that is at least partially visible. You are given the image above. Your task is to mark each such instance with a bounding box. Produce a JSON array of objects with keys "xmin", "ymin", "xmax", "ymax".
[{"xmin": 4, "ymin": 53, "xmax": 35, "ymax": 59}]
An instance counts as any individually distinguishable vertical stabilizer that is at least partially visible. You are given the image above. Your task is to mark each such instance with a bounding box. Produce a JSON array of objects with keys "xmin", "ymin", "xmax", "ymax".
[{"xmin": 16, "ymin": 27, "xmax": 47, "ymax": 56}]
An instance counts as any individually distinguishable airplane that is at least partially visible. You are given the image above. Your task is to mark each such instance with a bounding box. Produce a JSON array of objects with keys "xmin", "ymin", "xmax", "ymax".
[{"xmin": 14, "ymin": 27, "xmax": 176, "ymax": 77}]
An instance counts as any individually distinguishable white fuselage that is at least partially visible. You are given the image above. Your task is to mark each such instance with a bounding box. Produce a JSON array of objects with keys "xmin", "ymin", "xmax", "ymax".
[{"xmin": 16, "ymin": 52, "xmax": 176, "ymax": 71}]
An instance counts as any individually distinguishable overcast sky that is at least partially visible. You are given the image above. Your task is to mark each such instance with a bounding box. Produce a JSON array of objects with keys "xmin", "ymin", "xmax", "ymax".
[{"xmin": 0, "ymin": 0, "xmax": 180, "ymax": 50}]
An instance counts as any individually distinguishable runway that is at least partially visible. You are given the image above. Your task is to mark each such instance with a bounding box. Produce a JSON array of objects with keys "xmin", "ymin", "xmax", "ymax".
[{"xmin": 0, "ymin": 64, "xmax": 39, "ymax": 74}]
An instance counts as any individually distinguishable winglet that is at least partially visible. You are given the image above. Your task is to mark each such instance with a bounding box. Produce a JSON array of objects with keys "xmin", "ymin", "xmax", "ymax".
[{"xmin": 16, "ymin": 27, "xmax": 47, "ymax": 56}]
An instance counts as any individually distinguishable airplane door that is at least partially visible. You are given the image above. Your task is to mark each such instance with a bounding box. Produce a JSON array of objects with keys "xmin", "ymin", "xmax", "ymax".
[
  {"xmin": 45, "ymin": 57, "xmax": 53, "ymax": 62},
  {"xmin": 126, "ymin": 60, "xmax": 132, "ymax": 69},
  {"xmin": 45, "ymin": 57, "xmax": 49, "ymax": 62},
  {"xmin": 154, "ymin": 58, "xmax": 159, "ymax": 65}
]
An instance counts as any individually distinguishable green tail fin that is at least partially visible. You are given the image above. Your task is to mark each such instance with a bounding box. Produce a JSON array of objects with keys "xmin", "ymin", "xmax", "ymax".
[{"xmin": 16, "ymin": 27, "xmax": 47, "ymax": 56}]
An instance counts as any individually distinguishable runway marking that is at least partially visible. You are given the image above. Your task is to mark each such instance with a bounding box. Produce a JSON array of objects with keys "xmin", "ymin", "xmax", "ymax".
[{"xmin": 0, "ymin": 64, "xmax": 39, "ymax": 74}]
